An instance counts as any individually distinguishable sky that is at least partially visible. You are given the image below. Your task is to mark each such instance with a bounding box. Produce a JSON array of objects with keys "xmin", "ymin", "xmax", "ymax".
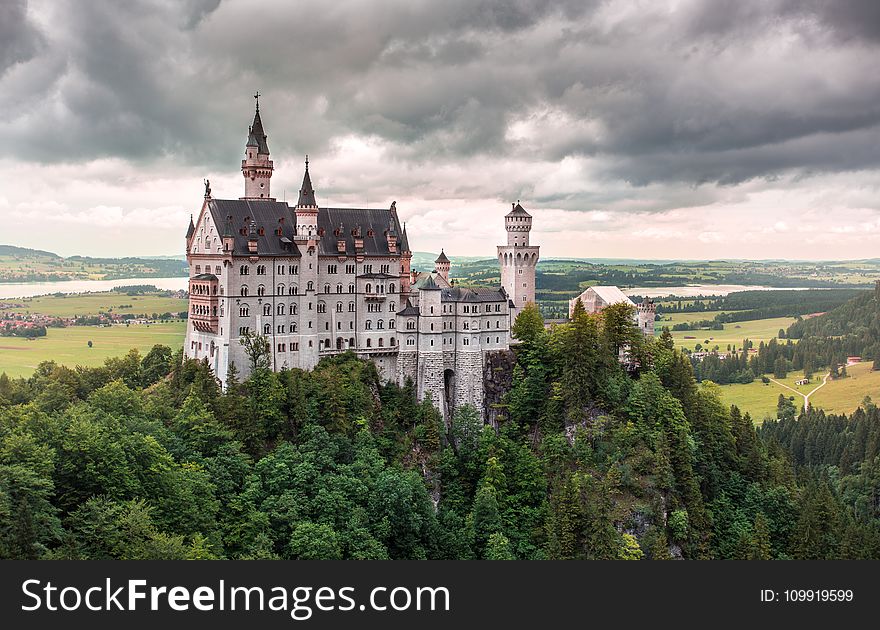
[{"xmin": 1, "ymin": 0, "xmax": 880, "ymax": 260}]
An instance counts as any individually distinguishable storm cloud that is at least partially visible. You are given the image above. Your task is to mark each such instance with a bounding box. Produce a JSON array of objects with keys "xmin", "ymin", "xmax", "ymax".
[{"xmin": 1, "ymin": 0, "xmax": 879, "ymax": 258}]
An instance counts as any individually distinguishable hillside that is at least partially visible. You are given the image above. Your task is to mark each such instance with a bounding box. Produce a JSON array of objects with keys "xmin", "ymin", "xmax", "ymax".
[{"xmin": 0, "ymin": 245, "xmax": 188, "ymax": 283}]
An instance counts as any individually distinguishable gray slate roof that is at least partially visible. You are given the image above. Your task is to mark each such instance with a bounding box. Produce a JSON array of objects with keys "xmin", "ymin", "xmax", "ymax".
[
  {"xmin": 206, "ymin": 198, "xmax": 407, "ymax": 258},
  {"xmin": 249, "ymin": 109, "xmax": 270, "ymax": 155},
  {"xmin": 441, "ymin": 286, "xmax": 508, "ymax": 303},
  {"xmin": 506, "ymin": 202, "xmax": 531, "ymax": 218}
]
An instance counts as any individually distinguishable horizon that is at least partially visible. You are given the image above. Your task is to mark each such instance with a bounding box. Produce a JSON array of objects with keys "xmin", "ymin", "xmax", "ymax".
[{"xmin": 2, "ymin": 1, "xmax": 880, "ymax": 259}]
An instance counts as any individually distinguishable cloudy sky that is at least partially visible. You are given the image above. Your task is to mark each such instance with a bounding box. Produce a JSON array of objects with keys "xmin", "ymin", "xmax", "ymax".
[{"xmin": 2, "ymin": 0, "xmax": 880, "ymax": 260}]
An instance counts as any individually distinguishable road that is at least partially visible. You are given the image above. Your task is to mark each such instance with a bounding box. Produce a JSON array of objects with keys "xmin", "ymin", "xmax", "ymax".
[{"xmin": 769, "ymin": 372, "xmax": 830, "ymax": 410}]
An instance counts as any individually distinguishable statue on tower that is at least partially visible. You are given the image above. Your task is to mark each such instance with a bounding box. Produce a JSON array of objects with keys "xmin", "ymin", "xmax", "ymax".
[{"xmin": 204, "ymin": 178, "xmax": 211, "ymax": 199}]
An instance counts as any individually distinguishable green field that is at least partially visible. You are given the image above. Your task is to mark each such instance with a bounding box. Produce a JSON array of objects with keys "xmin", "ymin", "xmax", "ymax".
[
  {"xmin": 0, "ymin": 322, "xmax": 186, "ymax": 378},
  {"xmin": 716, "ymin": 362, "xmax": 880, "ymax": 422},
  {"xmin": 1, "ymin": 291, "xmax": 186, "ymax": 317},
  {"xmin": 664, "ymin": 316, "xmax": 796, "ymax": 351},
  {"xmin": 655, "ymin": 310, "xmax": 728, "ymax": 326}
]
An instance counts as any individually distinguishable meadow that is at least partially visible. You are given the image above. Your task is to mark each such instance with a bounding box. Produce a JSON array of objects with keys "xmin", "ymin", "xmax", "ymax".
[
  {"xmin": 0, "ymin": 322, "xmax": 187, "ymax": 378},
  {"xmin": 716, "ymin": 361, "xmax": 880, "ymax": 423},
  {"xmin": 1, "ymin": 291, "xmax": 187, "ymax": 317},
  {"xmin": 663, "ymin": 315, "xmax": 796, "ymax": 351}
]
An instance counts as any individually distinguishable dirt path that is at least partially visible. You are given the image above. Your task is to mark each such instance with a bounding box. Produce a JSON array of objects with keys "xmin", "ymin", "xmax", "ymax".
[{"xmin": 769, "ymin": 372, "xmax": 830, "ymax": 410}]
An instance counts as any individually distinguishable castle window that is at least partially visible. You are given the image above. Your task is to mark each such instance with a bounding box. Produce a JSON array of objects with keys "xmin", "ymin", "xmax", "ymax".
[
  {"xmin": 277, "ymin": 343, "xmax": 285, "ymax": 352},
  {"xmin": 336, "ymin": 302, "xmax": 343, "ymax": 313},
  {"xmin": 278, "ymin": 284, "xmax": 285, "ymax": 295},
  {"xmin": 277, "ymin": 304, "xmax": 285, "ymax": 315},
  {"xmin": 308, "ymin": 302, "xmax": 313, "ymax": 311},
  {"xmin": 324, "ymin": 284, "xmax": 331, "ymax": 293},
  {"xmin": 291, "ymin": 304, "xmax": 298, "ymax": 315},
  {"xmin": 263, "ymin": 304, "xmax": 271, "ymax": 316},
  {"xmin": 337, "ymin": 322, "xmax": 342, "ymax": 330},
  {"xmin": 239, "ymin": 305, "xmax": 249, "ymax": 317},
  {"xmin": 367, "ymin": 229, "xmax": 374, "ymax": 237},
  {"xmin": 291, "ymin": 323, "xmax": 297, "ymax": 333},
  {"xmin": 380, "ymin": 264, "xmax": 389, "ymax": 274},
  {"xmin": 366, "ymin": 339, "xmax": 372, "ymax": 347},
  {"xmin": 390, "ymin": 338, "xmax": 396, "ymax": 346},
  {"xmin": 464, "ymin": 338, "xmax": 469, "ymax": 345},
  {"xmin": 346, "ymin": 264, "xmax": 355, "ymax": 274},
  {"xmin": 257, "ymin": 285, "xmax": 266, "ymax": 296},
  {"xmin": 263, "ymin": 324, "xmax": 270, "ymax": 335},
  {"xmin": 487, "ymin": 337, "xmax": 490, "ymax": 343},
  {"xmin": 278, "ymin": 325, "xmax": 285, "ymax": 334},
  {"xmin": 238, "ymin": 326, "xmax": 249, "ymax": 335},
  {"xmin": 328, "ymin": 265, "xmax": 337, "ymax": 274},
  {"xmin": 496, "ymin": 337, "xmax": 499, "ymax": 343},
  {"xmin": 389, "ymin": 319, "xmax": 395, "ymax": 329},
  {"xmin": 257, "ymin": 265, "xmax": 266, "ymax": 275},
  {"xmin": 495, "ymin": 304, "xmax": 500, "ymax": 312},
  {"xmin": 307, "ymin": 281, "xmax": 314, "ymax": 291},
  {"xmin": 350, "ymin": 337, "xmax": 355, "ymax": 347},
  {"xmin": 317, "ymin": 302, "xmax": 326, "ymax": 313},
  {"xmin": 349, "ymin": 321, "xmax": 354, "ymax": 330},
  {"xmin": 407, "ymin": 338, "xmax": 415, "ymax": 346},
  {"xmin": 349, "ymin": 284, "xmax": 355, "ymax": 293},
  {"xmin": 291, "ymin": 285, "xmax": 299, "ymax": 295},
  {"xmin": 349, "ymin": 302, "xmax": 355, "ymax": 312},
  {"xmin": 195, "ymin": 265, "xmax": 201, "ymax": 274},
  {"xmin": 389, "ymin": 283, "xmax": 396, "ymax": 293},
  {"xmin": 365, "ymin": 320, "xmax": 372, "ymax": 330},
  {"xmin": 366, "ymin": 284, "xmax": 372, "ymax": 294},
  {"xmin": 389, "ymin": 302, "xmax": 395, "ymax": 312},
  {"xmin": 336, "ymin": 284, "xmax": 343, "ymax": 293},
  {"xmin": 292, "ymin": 343, "xmax": 299, "ymax": 351},
  {"xmin": 364, "ymin": 264, "xmax": 373, "ymax": 274},
  {"xmin": 290, "ymin": 265, "xmax": 298, "ymax": 274},
  {"xmin": 241, "ymin": 286, "xmax": 249, "ymax": 296},
  {"xmin": 278, "ymin": 265, "xmax": 285, "ymax": 274},
  {"xmin": 407, "ymin": 320, "xmax": 415, "ymax": 330},
  {"xmin": 378, "ymin": 338, "xmax": 384, "ymax": 347},
  {"xmin": 377, "ymin": 320, "xmax": 384, "ymax": 329}
]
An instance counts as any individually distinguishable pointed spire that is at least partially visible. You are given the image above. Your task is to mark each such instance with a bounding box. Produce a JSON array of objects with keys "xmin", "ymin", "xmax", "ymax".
[
  {"xmin": 400, "ymin": 221, "xmax": 410, "ymax": 253},
  {"xmin": 249, "ymin": 94, "xmax": 269, "ymax": 155},
  {"xmin": 296, "ymin": 155, "xmax": 317, "ymax": 207},
  {"xmin": 186, "ymin": 214, "xmax": 195, "ymax": 239},
  {"xmin": 435, "ymin": 249, "xmax": 450, "ymax": 264}
]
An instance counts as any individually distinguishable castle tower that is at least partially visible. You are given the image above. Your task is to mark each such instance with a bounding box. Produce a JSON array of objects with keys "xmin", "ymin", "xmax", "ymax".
[
  {"xmin": 241, "ymin": 93, "xmax": 274, "ymax": 200},
  {"xmin": 416, "ymin": 276, "xmax": 444, "ymax": 415},
  {"xmin": 293, "ymin": 156, "xmax": 321, "ymax": 368},
  {"xmin": 434, "ymin": 249, "xmax": 450, "ymax": 282},
  {"xmin": 637, "ymin": 299, "xmax": 656, "ymax": 337},
  {"xmin": 497, "ymin": 201, "xmax": 539, "ymax": 323},
  {"xmin": 399, "ymin": 221, "xmax": 413, "ymax": 296}
]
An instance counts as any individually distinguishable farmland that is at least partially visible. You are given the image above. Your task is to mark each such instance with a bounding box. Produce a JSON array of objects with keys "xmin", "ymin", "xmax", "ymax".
[
  {"xmin": 664, "ymin": 316, "xmax": 796, "ymax": 351},
  {"xmin": 0, "ymin": 322, "xmax": 187, "ymax": 378},
  {"xmin": 1, "ymin": 290, "xmax": 187, "ymax": 317}
]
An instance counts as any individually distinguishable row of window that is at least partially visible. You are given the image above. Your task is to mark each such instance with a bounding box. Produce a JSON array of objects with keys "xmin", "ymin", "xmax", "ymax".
[
  {"xmin": 194, "ymin": 265, "xmax": 222, "ymax": 275},
  {"xmin": 238, "ymin": 263, "xmax": 395, "ymax": 276},
  {"xmin": 238, "ymin": 283, "xmax": 398, "ymax": 296},
  {"xmin": 442, "ymin": 303, "xmax": 503, "ymax": 314}
]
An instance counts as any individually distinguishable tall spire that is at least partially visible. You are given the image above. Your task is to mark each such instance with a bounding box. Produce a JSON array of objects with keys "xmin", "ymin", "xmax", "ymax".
[
  {"xmin": 249, "ymin": 92, "xmax": 269, "ymax": 155},
  {"xmin": 296, "ymin": 155, "xmax": 317, "ymax": 207}
]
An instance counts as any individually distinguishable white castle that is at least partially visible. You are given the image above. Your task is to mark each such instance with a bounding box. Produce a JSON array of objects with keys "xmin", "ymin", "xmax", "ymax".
[{"xmin": 184, "ymin": 99, "xmax": 539, "ymax": 420}]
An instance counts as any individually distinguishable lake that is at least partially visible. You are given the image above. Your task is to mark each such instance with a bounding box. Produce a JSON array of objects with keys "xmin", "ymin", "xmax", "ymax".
[
  {"xmin": 0, "ymin": 277, "xmax": 189, "ymax": 299},
  {"xmin": 623, "ymin": 284, "xmax": 814, "ymax": 298}
]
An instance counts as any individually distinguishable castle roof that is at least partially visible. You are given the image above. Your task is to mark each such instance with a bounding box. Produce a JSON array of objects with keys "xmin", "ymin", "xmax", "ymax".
[
  {"xmin": 417, "ymin": 275, "xmax": 441, "ymax": 291},
  {"xmin": 572, "ymin": 285, "xmax": 634, "ymax": 309},
  {"xmin": 400, "ymin": 222, "xmax": 410, "ymax": 253},
  {"xmin": 191, "ymin": 272, "xmax": 218, "ymax": 281},
  {"xmin": 186, "ymin": 215, "xmax": 195, "ymax": 239},
  {"xmin": 506, "ymin": 202, "xmax": 531, "ymax": 218},
  {"xmin": 397, "ymin": 299, "xmax": 420, "ymax": 316},
  {"xmin": 249, "ymin": 107, "xmax": 269, "ymax": 155},
  {"xmin": 205, "ymin": 198, "xmax": 406, "ymax": 258},
  {"xmin": 206, "ymin": 199, "xmax": 301, "ymax": 256},
  {"xmin": 411, "ymin": 270, "xmax": 452, "ymax": 288},
  {"xmin": 296, "ymin": 158, "xmax": 317, "ymax": 207},
  {"xmin": 435, "ymin": 250, "xmax": 450, "ymax": 264},
  {"xmin": 441, "ymin": 286, "xmax": 508, "ymax": 303}
]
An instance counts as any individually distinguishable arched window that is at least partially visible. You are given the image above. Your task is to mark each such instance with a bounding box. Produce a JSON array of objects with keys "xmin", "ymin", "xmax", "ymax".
[
  {"xmin": 291, "ymin": 323, "xmax": 297, "ymax": 333},
  {"xmin": 263, "ymin": 323, "xmax": 271, "ymax": 334},
  {"xmin": 378, "ymin": 338, "xmax": 384, "ymax": 347},
  {"xmin": 336, "ymin": 302, "xmax": 343, "ymax": 313},
  {"xmin": 240, "ymin": 265, "xmax": 249, "ymax": 275},
  {"xmin": 317, "ymin": 302, "xmax": 326, "ymax": 314},
  {"xmin": 336, "ymin": 284, "xmax": 343, "ymax": 293},
  {"xmin": 278, "ymin": 284, "xmax": 285, "ymax": 295},
  {"xmin": 277, "ymin": 304, "xmax": 285, "ymax": 315},
  {"xmin": 366, "ymin": 283, "xmax": 372, "ymax": 294},
  {"xmin": 239, "ymin": 305, "xmax": 249, "ymax": 317},
  {"xmin": 389, "ymin": 283, "xmax": 396, "ymax": 293},
  {"xmin": 307, "ymin": 281, "xmax": 314, "ymax": 291},
  {"xmin": 257, "ymin": 285, "xmax": 265, "ymax": 296},
  {"xmin": 389, "ymin": 319, "xmax": 395, "ymax": 329},
  {"xmin": 390, "ymin": 337, "xmax": 396, "ymax": 346},
  {"xmin": 365, "ymin": 320, "xmax": 372, "ymax": 330},
  {"xmin": 366, "ymin": 338, "xmax": 372, "ymax": 347},
  {"xmin": 348, "ymin": 283, "xmax": 355, "ymax": 293},
  {"xmin": 348, "ymin": 302, "xmax": 355, "ymax": 312},
  {"xmin": 291, "ymin": 284, "xmax": 299, "ymax": 295},
  {"xmin": 263, "ymin": 304, "xmax": 271, "ymax": 316},
  {"xmin": 240, "ymin": 285, "xmax": 249, "ymax": 296},
  {"xmin": 291, "ymin": 303, "xmax": 298, "ymax": 315},
  {"xmin": 324, "ymin": 284, "xmax": 331, "ymax": 293}
]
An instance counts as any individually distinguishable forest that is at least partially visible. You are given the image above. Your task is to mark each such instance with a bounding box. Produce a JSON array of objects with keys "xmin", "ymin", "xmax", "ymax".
[{"xmin": 1, "ymin": 301, "xmax": 878, "ymax": 560}]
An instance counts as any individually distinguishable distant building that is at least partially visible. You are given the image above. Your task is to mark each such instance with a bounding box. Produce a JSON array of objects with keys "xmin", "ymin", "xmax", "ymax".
[{"xmin": 567, "ymin": 285, "xmax": 655, "ymax": 337}]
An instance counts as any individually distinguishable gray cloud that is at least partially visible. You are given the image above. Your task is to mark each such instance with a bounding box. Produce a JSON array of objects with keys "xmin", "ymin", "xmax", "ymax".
[{"xmin": 1, "ymin": 0, "xmax": 879, "ymax": 203}]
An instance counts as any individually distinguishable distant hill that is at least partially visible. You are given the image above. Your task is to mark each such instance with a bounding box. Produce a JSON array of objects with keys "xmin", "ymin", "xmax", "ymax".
[
  {"xmin": 787, "ymin": 289, "xmax": 880, "ymax": 340},
  {"xmin": 0, "ymin": 245, "xmax": 188, "ymax": 283}
]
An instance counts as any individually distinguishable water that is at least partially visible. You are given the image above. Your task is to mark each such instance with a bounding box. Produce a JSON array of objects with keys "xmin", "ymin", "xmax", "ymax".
[
  {"xmin": 0, "ymin": 277, "xmax": 189, "ymax": 299},
  {"xmin": 622, "ymin": 284, "xmax": 814, "ymax": 298}
]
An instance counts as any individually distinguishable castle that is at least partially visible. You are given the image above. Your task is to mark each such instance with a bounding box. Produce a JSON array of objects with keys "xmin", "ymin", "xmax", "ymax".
[
  {"xmin": 184, "ymin": 99, "xmax": 538, "ymax": 420},
  {"xmin": 568, "ymin": 285, "xmax": 655, "ymax": 337}
]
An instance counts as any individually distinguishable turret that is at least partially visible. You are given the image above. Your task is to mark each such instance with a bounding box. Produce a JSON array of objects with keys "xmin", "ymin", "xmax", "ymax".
[
  {"xmin": 505, "ymin": 201, "xmax": 532, "ymax": 247},
  {"xmin": 498, "ymin": 200, "xmax": 539, "ymax": 322},
  {"xmin": 434, "ymin": 249, "xmax": 450, "ymax": 281},
  {"xmin": 294, "ymin": 156, "xmax": 319, "ymax": 240},
  {"xmin": 241, "ymin": 92, "xmax": 274, "ymax": 200},
  {"xmin": 637, "ymin": 299, "xmax": 656, "ymax": 337}
]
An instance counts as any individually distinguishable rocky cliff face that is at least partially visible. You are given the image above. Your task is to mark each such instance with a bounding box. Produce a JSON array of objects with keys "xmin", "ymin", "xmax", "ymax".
[{"xmin": 482, "ymin": 349, "xmax": 516, "ymax": 428}]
